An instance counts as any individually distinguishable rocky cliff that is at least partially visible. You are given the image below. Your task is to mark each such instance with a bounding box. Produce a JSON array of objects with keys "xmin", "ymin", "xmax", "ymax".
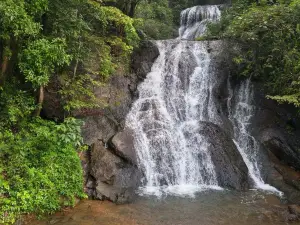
[
  {"xmin": 43, "ymin": 41, "xmax": 159, "ymax": 203},
  {"xmin": 43, "ymin": 39, "xmax": 300, "ymax": 205}
]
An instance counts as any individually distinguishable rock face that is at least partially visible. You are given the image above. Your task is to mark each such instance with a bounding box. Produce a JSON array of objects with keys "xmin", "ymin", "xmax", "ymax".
[
  {"xmin": 131, "ymin": 41, "xmax": 160, "ymax": 82},
  {"xmin": 198, "ymin": 122, "xmax": 250, "ymax": 190},
  {"xmin": 42, "ymin": 40, "xmax": 159, "ymax": 203},
  {"xmin": 249, "ymin": 83, "xmax": 300, "ymax": 204},
  {"xmin": 43, "ymin": 37, "xmax": 300, "ymax": 205},
  {"xmin": 81, "ymin": 41, "xmax": 159, "ymax": 202},
  {"xmin": 90, "ymin": 141, "xmax": 140, "ymax": 204},
  {"xmin": 110, "ymin": 129, "xmax": 137, "ymax": 165}
]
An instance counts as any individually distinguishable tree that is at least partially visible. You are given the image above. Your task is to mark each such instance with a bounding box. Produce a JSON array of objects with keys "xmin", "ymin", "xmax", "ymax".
[
  {"xmin": 206, "ymin": 0, "xmax": 300, "ymax": 107},
  {"xmin": 19, "ymin": 38, "xmax": 71, "ymax": 115},
  {"xmin": 134, "ymin": 0, "xmax": 175, "ymax": 39},
  {"xmin": 0, "ymin": 0, "xmax": 42, "ymax": 86}
]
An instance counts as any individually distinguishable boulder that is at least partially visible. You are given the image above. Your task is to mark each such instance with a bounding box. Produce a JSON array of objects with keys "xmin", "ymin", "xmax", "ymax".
[
  {"xmin": 110, "ymin": 129, "xmax": 137, "ymax": 165},
  {"xmin": 90, "ymin": 141, "xmax": 140, "ymax": 203},
  {"xmin": 260, "ymin": 128, "xmax": 300, "ymax": 171},
  {"xmin": 132, "ymin": 40, "xmax": 160, "ymax": 82},
  {"xmin": 198, "ymin": 122, "xmax": 250, "ymax": 190},
  {"xmin": 82, "ymin": 116, "xmax": 118, "ymax": 145}
]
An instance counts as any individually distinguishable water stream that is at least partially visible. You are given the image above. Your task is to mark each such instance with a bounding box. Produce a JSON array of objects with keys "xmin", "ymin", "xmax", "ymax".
[
  {"xmin": 228, "ymin": 79, "xmax": 281, "ymax": 193},
  {"xmin": 30, "ymin": 191, "xmax": 289, "ymax": 225}
]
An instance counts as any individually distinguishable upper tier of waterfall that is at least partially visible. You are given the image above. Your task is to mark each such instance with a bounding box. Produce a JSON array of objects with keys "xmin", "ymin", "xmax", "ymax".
[{"xmin": 179, "ymin": 5, "xmax": 221, "ymax": 40}]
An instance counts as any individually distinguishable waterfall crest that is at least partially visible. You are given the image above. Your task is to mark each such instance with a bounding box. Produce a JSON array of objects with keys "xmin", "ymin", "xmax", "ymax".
[{"xmin": 179, "ymin": 5, "xmax": 221, "ymax": 40}]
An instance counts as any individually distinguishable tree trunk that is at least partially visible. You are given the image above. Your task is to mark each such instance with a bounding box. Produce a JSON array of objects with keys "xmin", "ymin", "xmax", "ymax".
[
  {"xmin": 0, "ymin": 39, "xmax": 11, "ymax": 86},
  {"xmin": 34, "ymin": 86, "xmax": 45, "ymax": 116}
]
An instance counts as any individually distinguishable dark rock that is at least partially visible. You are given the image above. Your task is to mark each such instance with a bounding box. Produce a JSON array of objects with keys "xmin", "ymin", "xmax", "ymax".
[
  {"xmin": 260, "ymin": 128, "xmax": 300, "ymax": 171},
  {"xmin": 264, "ymin": 153, "xmax": 300, "ymax": 204},
  {"xmin": 198, "ymin": 122, "xmax": 249, "ymax": 190},
  {"xmin": 78, "ymin": 40, "xmax": 158, "ymax": 203},
  {"xmin": 90, "ymin": 141, "xmax": 140, "ymax": 203},
  {"xmin": 110, "ymin": 129, "xmax": 137, "ymax": 165},
  {"xmin": 95, "ymin": 182, "xmax": 135, "ymax": 204},
  {"xmin": 132, "ymin": 41, "xmax": 159, "ymax": 82},
  {"xmin": 42, "ymin": 79, "xmax": 65, "ymax": 121},
  {"xmin": 86, "ymin": 178, "xmax": 95, "ymax": 189},
  {"xmin": 82, "ymin": 116, "xmax": 118, "ymax": 145},
  {"xmin": 247, "ymin": 83, "xmax": 300, "ymax": 203}
]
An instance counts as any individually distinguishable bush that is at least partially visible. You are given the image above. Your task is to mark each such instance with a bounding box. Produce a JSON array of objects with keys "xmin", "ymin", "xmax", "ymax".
[{"xmin": 0, "ymin": 87, "xmax": 86, "ymax": 224}]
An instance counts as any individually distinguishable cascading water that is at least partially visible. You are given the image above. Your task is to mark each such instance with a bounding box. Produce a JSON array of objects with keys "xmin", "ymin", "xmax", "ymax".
[
  {"xmin": 179, "ymin": 5, "xmax": 221, "ymax": 40},
  {"xmin": 126, "ymin": 4, "xmax": 279, "ymax": 196},
  {"xmin": 126, "ymin": 40, "xmax": 222, "ymax": 196},
  {"xmin": 228, "ymin": 79, "xmax": 281, "ymax": 194},
  {"xmin": 126, "ymin": 5, "xmax": 223, "ymax": 196}
]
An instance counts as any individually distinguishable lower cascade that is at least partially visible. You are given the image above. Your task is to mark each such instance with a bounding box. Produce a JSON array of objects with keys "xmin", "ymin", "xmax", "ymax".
[
  {"xmin": 126, "ymin": 5, "xmax": 277, "ymax": 196},
  {"xmin": 126, "ymin": 40, "xmax": 222, "ymax": 196},
  {"xmin": 228, "ymin": 79, "xmax": 281, "ymax": 194}
]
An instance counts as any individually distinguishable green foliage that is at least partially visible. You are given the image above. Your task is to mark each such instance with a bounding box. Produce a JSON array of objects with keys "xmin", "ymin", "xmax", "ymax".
[
  {"xmin": 206, "ymin": 0, "xmax": 300, "ymax": 107},
  {"xmin": 0, "ymin": 0, "xmax": 41, "ymax": 39},
  {"xmin": 24, "ymin": 0, "xmax": 49, "ymax": 17},
  {"xmin": 59, "ymin": 73, "xmax": 106, "ymax": 112},
  {"xmin": 0, "ymin": 85, "xmax": 86, "ymax": 224},
  {"xmin": 19, "ymin": 38, "xmax": 71, "ymax": 88},
  {"xmin": 0, "ymin": 83, "xmax": 36, "ymax": 127},
  {"xmin": 0, "ymin": 118, "xmax": 86, "ymax": 224},
  {"xmin": 134, "ymin": 0, "xmax": 175, "ymax": 39},
  {"xmin": 45, "ymin": 0, "xmax": 139, "ymax": 111},
  {"xmin": 0, "ymin": 0, "xmax": 142, "ymax": 223}
]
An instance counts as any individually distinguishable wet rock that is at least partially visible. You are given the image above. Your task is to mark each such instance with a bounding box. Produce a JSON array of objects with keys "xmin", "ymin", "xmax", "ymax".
[
  {"xmin": 246, "ymin": 83, "xmax": 300, "ymax": 204},
  {"xmin": 280, "ymin": 209, "xmax": 298, "ymax": 222},
  {"xmin": 86, "ymin": 178, "xmax": 95, "ymax": 189},
  {"xmin": 132, "ymin": 41, "xmax": 159, "ymax": 82},
  {"xmin": 110, "ymin": 129, "xmax": 137, "ymax": 165},
  {"xmin": 198, "ymin": 122, "xmax": 249, "ymax": 190},
  {"xmin": 90, "ymin": 141, "xmax": 140, "ymax": 203},
  {"xmin": 95, "ymin": 182, "xmax": 135, "ymax": 204},
  {"xmin": 265, "ymin": 161, "xmax": 300, "ymax": 204},
  {"xmin": 260, "ymin": 128, "xmax": 300, "ymax": 171}
]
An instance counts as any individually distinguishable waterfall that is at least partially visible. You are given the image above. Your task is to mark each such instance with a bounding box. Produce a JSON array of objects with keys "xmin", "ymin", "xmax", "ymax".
[
  {"xmin": 126, "ymin": 5, "xmax": 279, "ymax": 197},
  {"xmin": 228, "ymin": 79, "xmax": 281, "ymax": 194},
  {"xmin": 126, "ymin": 40, "xmax": 222, "ymax": 196},
  {"xmin": 179, "ymin": 5, "xmax": 221, "ymax": 40}
]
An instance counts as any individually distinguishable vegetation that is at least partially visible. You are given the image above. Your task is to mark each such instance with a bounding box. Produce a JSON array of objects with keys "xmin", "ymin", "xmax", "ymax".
[
  {"xmin": 1, "ymin": 0, "xmax": 201, "ymax": 223},
  {"xmin": 205, "ymin": 0, "xmax": 300, "ymax": 107},
  {"xmin": 134, "ymin": 0, "xmax": 197, "ymax": 39},
  {"xmin": 0, "ymin": 0, "xmax": 140, "ymax": 223},
  {"xmin": 2, "ymin": 0, "xmax": 299, "ymax": 222}
]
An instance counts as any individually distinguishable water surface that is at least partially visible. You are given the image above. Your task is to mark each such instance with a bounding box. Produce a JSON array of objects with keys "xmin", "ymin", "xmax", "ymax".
[{"xmin": 29, "ymin": 190, "xmax": 297, "ymax": 225}]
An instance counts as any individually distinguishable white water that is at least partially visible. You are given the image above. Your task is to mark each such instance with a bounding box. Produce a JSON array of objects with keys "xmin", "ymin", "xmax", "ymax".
[
  {"xmin": 126, "ymin": 5, "xmax": 279, "ymax": 196},
  {"xmin": 179, "ymin": 5, "xmax": 221, "ymax": 40},
  {"xmin": 126, "ymin": 40, "xmax": 222, "ymax": 196},
  {"xmin": 228, "ymin": 79, "xmax": 281, "ymax": 194}
]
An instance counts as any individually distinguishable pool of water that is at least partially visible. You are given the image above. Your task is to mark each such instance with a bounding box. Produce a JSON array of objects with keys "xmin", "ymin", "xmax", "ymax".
[{"xmin": 27, "ymin": 190, "xmax": 299, "ymax": 225}]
